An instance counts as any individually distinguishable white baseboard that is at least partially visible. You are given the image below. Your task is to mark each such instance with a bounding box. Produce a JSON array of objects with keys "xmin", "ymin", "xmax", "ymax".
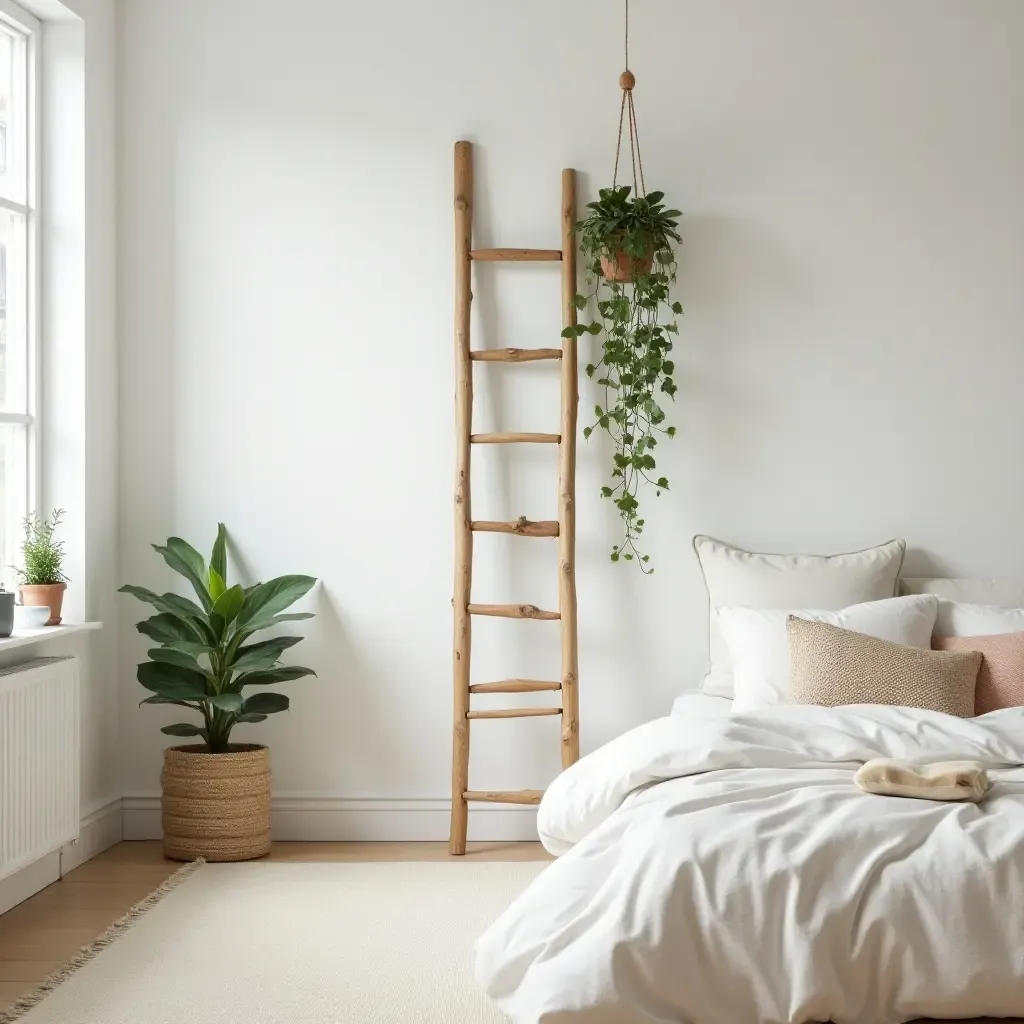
[
  {"xmin": 122, "ymin": 795, "xmax": 539, "ymax": 843},
  {"xmin": 0, "ymin": 798, "xmax": 123, "ymax": 915}
]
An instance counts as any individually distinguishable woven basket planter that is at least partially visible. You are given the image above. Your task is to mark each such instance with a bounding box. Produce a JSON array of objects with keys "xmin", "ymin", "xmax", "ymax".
[{"xmin": 161, "ymin": 744, "xmax": 271, "ymax": 862}]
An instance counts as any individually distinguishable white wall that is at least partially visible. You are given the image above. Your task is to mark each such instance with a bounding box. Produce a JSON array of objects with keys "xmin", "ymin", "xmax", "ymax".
[{"xmin": 117, "ymin": 0, "xmax": 1024, "ymax": 837}]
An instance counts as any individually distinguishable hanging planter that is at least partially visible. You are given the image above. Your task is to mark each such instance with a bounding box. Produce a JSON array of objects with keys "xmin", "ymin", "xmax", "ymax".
[{"xmin": 564, "ymin": 9, "xmax": 683, "ymax": 573}]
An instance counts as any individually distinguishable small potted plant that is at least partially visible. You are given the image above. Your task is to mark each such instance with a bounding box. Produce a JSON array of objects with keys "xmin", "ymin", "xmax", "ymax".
[
  {"xmin": 17, "ymin": 508, "xmax": 69, "ymax": 625},
  {"xmin": 566, "ymin": 185, "xmax": 683, "ymax": 572},
  {"xmin": 120, "ymin": 523, "xmax": 317, "ymax": 862}
]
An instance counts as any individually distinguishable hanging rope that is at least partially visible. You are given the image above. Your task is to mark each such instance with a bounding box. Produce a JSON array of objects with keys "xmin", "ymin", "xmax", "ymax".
[{"xmin": 611, "ymin": 0, "xmax": 646, "ymax": 197}]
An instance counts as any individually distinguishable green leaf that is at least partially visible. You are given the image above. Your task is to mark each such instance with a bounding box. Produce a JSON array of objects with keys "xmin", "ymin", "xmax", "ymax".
[
  {"xmin": 136, "ymin": 612, "xmax": 204, "ymax": 645},
  {"xmin": 573, "ymin": 294, "xmax": 587, "ymax": 310},
  {"xmin": 560, "ymin": 326, "xmax": 576, "ymax": 338},
  {"xmin": 587, "ymin": 323, "xmax": 602, "ymax": 335},
  {"xmin": 207, "ymin": 693, "xmax": 243, "ymax": 713},
  {"xmin": 137, "ymin": 661, "xmax": 209, "ymax": 700},
  {"xmin": 236, "ymin": 576, "xmax": 316, "ymax": 629},
  {"xmin": 208, "ymin": 567, "xmax": 227, "ymax": 602},
  {"xmin": 656, "ymin": 477, "xmax": 669, "ymax": 489},
  {"xmin": 140, "ymin": 695, "xmax": 199, "ymax": 709},
  {"xmin": 148, "ymin": 648, "xmax": 204, "ymax": 673},
  {"xmin": 213, "ymin": 584, "xmax": 245, "ymax": 625},
  {"xmin": 236, "ymin": 713, "xmax": 268, "ymax": 724},
  {"xmin": 152, "ymin": 538, "xmax": 212, "ymax": 611},
  {"xmin": 230, "ymin": 636, "xmax": 303, "ymax": 674},
  {"xmin": 244, "ymin": 692, "xmax": 290, "ymax": 715},
  {"xmin": 161, "ymin": 723, "xmax": 207, "ymax": 738},
  {"xmin": 238, "ymin": 612, "xmax": 315, "ymax": 639},
  {"xmin": 210, "ymin": 523, "xmax": 227, "ymax": 581},
  {"xmin": 234, "ymin": 665, "xmax": 316, "ymax": 689},
  {"xmin": 162, "ymin": 640, "xmax": 214, "ymax": 658},
  {"xmin": 118, "ymin": 586, "xmax": 205, "ymax": 620},
  {"xmin": 671, "ymin": 301, "xmax": 683, "ymax": 314}
]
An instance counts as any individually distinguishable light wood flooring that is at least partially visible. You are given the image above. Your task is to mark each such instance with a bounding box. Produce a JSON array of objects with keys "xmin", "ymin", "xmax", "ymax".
[{"xmin": 0, "ymin": 840, "xmax": 549, "ymax": 1012}]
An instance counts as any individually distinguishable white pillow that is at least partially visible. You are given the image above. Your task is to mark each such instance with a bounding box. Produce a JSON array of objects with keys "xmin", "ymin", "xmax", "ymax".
[
  {"xmin": 935, "ymin": 601, "xmax": 1024, "ymax": 638},
  {"xmin": 694, "ymin": 535, "xmax": 906, "ymax": 698},
  {"xmin": 720, "ymin": 594, "xmax": 939, "ymax": 712}
]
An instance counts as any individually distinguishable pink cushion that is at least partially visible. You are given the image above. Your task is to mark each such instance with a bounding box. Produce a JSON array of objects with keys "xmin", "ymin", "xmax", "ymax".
[{"xmin": 934, "ymin": 632, "xmax": 1024, "ymax": 714}]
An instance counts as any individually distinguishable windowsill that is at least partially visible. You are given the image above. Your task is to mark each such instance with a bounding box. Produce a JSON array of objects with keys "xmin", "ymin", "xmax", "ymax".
[{"xmin": 0, "ymin": 621, "xmax": 102, "ymax": 652}]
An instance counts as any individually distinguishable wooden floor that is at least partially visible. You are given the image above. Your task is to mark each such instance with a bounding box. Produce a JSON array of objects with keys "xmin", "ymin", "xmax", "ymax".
[{"xmin": 0, "ymin": 840, "xmax": 548, "ymax": 1013}]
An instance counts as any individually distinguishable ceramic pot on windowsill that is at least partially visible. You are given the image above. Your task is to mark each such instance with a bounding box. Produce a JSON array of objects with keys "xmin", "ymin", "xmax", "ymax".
[{"xmin": 19, "ymin": 582, "xmax": 67, "ymax": 625}]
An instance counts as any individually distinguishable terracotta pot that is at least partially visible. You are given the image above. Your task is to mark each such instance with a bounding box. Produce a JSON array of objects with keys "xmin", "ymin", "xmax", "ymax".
[
  {"xmin": 600, "ymin": 247, "xmax": 654, "ymax": 283},
  {"xmin": 161, "ymin": 744, "xmax": 271, "ymax": 862},
  {"xmin": 19, "ymin": 582, "xmax": 67, "ymax": 626}
]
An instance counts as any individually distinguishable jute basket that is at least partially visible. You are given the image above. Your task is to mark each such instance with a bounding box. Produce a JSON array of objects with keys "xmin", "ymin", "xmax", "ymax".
[{"xmin": 161, "ymin": 744, "xmax": 271, "ymax": 862}]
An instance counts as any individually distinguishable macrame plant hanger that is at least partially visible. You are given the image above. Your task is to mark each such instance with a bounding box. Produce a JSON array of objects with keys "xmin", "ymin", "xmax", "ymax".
[{"xmin": 614, "ymin": 0, "xmax": 646, "ymax": 201}]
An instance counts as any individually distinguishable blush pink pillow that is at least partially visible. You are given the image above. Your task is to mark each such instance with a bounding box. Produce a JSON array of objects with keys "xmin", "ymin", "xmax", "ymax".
[{"xmin": 934, "ymin": 632, "xmax": 1024, "ymax": 714}]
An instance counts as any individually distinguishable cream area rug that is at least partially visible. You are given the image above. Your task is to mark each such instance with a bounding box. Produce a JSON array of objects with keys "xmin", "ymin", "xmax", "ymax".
[{"xmin": 1, "ymin": 860, "xmax": 546, "ymax": 1024}]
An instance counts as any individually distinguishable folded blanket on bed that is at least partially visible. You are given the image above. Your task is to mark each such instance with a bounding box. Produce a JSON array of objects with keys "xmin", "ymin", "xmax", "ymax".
[{"xmin": 854, "ymin": 757, "xmax": 990, "ymax": 801}]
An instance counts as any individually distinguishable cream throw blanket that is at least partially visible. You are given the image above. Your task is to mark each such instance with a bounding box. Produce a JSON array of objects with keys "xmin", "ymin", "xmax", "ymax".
[{"xmin": 854, "ymin": 758, "xmax": 991, "ymax": 802}]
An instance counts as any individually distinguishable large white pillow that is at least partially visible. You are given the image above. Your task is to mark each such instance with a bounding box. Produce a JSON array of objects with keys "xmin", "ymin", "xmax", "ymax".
[
  {"xmin": 935, "ymin": 601, "xmax": 1024, "ymax": 637},
  {"xmin": 694, "ymin": 535, "xmax": 906, "ymax": 698},
  {"xmin": 720, "ymin": 594, "xmax": 939, "ymax": 712}
]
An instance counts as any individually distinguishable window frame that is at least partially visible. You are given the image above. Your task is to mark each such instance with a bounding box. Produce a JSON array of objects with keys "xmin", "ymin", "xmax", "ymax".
[{"xmin": 0, "ymin": 0, "xmax": 40, "ymax": 542}]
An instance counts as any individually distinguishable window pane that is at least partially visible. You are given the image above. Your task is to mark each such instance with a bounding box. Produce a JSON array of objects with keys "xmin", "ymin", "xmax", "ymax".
[
  {"xmin": 0, "ymin": 206, "xmax": 26, "ymax": 411},
  {"xmin": 0, "ymin": 26, "xmax": 25, "ymax": 204},
  {"xmin": 0, "ymin": 421, "xmax": 26, "ymax": 584}
]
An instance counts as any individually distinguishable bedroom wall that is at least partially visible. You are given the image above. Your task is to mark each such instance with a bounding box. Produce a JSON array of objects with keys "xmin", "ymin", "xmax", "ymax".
[{"xmin": 117, "ymin": 0, "xmax": 1024, "ymax": 838}]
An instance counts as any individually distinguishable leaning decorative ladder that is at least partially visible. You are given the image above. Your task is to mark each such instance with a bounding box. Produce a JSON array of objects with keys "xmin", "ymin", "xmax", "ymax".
[{"xmin": 449, "ymin": 140, "xmax": 580, "ymax": 856}]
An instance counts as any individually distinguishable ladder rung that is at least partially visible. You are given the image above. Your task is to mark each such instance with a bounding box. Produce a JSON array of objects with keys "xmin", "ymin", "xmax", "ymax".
[
  {"xmin": 469, "ymin": 679, "xmax": 562, "ymax": 694},
  {"xmin": 471, "ymin": 432, "xmax": 560, "ymax": 444},
  {"xmin": 472, "ymin": 518, "xmax": 559, "ymax": 538},
  {"xmin": 468, "ymin": 603, "xmax": 560, "ymax": 621},
  {"xmin": 467, "ymin": 707, "xmax": 561, "ymax": 720},
  {"xmin": 464, "ymin": 789, "xmax": 544, "ymax": 805},
  {"xmin": 470, "ymin": 348, "xmax": 562, "ymax": 363},
  {"xmin": 470, "ymin": 248, "xmax": 562, "ymax": 262}
]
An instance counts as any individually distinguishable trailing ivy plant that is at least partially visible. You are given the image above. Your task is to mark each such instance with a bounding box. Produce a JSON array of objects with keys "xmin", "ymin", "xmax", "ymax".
[
  {"xmin": 563, "ymin": 185, "xmax": 682, "ymax": 572},
  {"xmin": 120, "ymin": 523, "xmax": 317, "ymax": 753}
]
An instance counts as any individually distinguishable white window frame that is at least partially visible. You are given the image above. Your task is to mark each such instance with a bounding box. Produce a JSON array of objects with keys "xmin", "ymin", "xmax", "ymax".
[{"xmin": 0, "ymin": 0, "xmax": 39, "ymax": 546}]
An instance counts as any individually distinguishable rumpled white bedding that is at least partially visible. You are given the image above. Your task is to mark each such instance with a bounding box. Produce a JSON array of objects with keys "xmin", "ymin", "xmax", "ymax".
[{"xmin": 476, "ymin": 704, "xmax": 1024, "ymax": 1024}]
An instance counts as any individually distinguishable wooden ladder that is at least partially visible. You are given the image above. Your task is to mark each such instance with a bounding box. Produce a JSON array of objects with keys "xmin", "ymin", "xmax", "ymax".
[{"xmin": 449, "ymin": 140, "xmax": 580, "ymax": 856}]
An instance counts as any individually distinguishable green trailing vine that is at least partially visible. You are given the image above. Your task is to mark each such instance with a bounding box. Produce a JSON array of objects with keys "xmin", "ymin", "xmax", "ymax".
[{"xmin": 563, "ymin": 185, "xmax": 682, "ymax": 572}]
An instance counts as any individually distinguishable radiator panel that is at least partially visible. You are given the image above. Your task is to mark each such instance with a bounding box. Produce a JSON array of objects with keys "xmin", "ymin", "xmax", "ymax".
[{"xmin": 0, "ymin": 657, "xmax": 80, "ymax": 882}]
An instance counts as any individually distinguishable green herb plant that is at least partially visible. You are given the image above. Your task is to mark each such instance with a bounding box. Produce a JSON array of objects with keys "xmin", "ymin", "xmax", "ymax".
[
  {"xmin": 17, "ymin": 508, "xmax": 69, "ymax": 585},
  {"xmin": 564, "ymin": 185, "xmax": 682, "ymax": 572},
  {"xmin": 120, "ymin": 523, "xmax": 317, "ymax": 753}
]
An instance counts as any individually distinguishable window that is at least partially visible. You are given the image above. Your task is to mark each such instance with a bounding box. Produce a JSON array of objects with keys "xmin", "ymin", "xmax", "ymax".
[{"xmin": 0, "ymin": 0, "xmax": 36, "ymax": 580}]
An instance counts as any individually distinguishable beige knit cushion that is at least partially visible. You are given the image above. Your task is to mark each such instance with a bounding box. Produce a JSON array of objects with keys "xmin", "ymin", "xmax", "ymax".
[{"xmin": 787, "ymin": 616, "xmax": 980, "ymax": 717}]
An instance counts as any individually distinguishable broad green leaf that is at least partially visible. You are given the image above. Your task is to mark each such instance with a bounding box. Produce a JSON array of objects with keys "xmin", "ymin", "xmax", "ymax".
[
  {"xmin": 234, "ymin": 612, "xmax": 315, "ymax": 642},
  {"xmin": 118, "ymin": 586, "xmax": 205, "ymax": 620},
  {"xmin": 234, "ymin": 665, "xmax": 316, "ymax": 689},
  {"xmin": 236, "ymin": 576, "xmax": 316, "ymax": 630},
  {"xmin": 162, "ymin": 640, "xmax": 214, "ymax": 659},
  {"xmin": 153, "ymin": 538, "xmax": 212, "ymax": 611},
  {"xmin": 210, "ymin": 523, "xmax": 227, "ymax": 581},
  {"xmin": 139, "ymin": 695, "xmax": 199, "ymax": 709},
  {"xmin": 148, "ymin": 648, "xmax": 204, "ymax": 673},
  {"xmin": 207, "ymin": 692, "xmax": 243, "ymax": 713},
  {"xmin": 236, "ymin": 712, "xmax": 268, "ymax": 724},
  {"xmin": 136, "ymin": 612, "xmax": 204, "ymax": 645},
  {"xmin": 161, "ymin": 723, "xmax": 206, "ymax": 738},
  {"xmin": 137, "ymin": 661, "xmax": 208, "ymax": 700},
  {"xmin": 243, "ymin": 692, "xmax": 290, "ymax": 715},
  {"xmin": 230, "ymin": 636, "xmax": 303, "ymax": 674},
  {"xmin": 208, "ymin": 567, "xmax": 227, "ymax": 602},
  {"xmin": 213, "ymin": 584, "xmax": 245, "ymax": 625}
]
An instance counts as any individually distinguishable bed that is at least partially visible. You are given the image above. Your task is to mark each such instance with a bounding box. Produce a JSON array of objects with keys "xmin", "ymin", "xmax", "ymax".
[
  {"xmin": 475, "ymin": 545, "xmax": 1024, "ymax": 1024},
  {"xmin": 476, "ymin": 703, "xmax": 1024, "ymax": 1023}
]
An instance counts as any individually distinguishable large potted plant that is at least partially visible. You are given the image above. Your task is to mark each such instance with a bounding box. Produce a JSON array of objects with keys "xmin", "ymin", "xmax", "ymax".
[
  {"xmin": 17, "ymin": 508, "xmax": 70, "ymax": 624},
  {"xmin": 120, "ymin": 524, "xmax": 316, "ymax": 862},
  {"xmin": 566, "ymin": 184, "xmax": 683, "ymax": 572}
]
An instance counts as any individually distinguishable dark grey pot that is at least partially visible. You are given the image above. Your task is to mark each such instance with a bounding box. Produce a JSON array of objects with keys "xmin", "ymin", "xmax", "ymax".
[{"xmin": 0, "ymin": 591, "xmax": 14, "ymax": 637}]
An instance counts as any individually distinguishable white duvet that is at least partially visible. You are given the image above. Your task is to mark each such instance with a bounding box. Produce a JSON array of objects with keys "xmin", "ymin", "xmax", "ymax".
[{"xmin": 476, "ymin": 705, "xmax": 1024, "ymax": 1024}]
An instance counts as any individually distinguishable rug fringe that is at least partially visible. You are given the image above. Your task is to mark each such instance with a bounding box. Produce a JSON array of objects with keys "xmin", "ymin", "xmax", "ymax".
[{"xmin": 0, "ymin": 857, "xmax": 206, "ymax": 1024}]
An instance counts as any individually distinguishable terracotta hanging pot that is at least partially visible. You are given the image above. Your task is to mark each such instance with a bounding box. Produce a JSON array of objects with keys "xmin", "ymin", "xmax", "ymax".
[
  {"xmin": 600, "ymin": 246, "xmax": 654, "ymax": 283},
  {"xmin": 19, "ymin": 582, "xmax": 67, "ymax": 626}
]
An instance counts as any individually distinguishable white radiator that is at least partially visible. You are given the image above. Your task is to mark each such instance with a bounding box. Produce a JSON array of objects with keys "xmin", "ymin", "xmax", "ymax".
[{"xmin": 0, "ymin": 657, "xmax": 79, "ymax": 883}]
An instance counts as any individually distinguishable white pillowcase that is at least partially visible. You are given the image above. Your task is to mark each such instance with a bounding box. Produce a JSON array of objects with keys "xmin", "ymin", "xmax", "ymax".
[
  {"xmin": 935, "ymin": 600, "xmax": 1024, "ymax": 638},
  {"xmin": 694, "ymin": 535, "xmax": 906, "ymax": 698},
  {"xmin": 720, "ymin": 594, "xmax": 939, "ymax": 712}
]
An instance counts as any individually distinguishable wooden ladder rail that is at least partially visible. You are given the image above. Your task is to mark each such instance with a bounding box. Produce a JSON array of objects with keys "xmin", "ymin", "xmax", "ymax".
[{"xmin": 450, "ymin": 140, "xmax": 579, "ymax": 856}]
